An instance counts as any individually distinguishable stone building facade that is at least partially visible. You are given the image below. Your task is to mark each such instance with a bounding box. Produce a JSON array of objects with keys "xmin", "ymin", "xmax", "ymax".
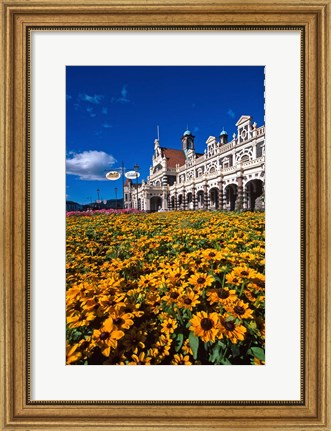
[{"xmin": 124, "ymin": 115, "xmax": 265, "ymax": 212}]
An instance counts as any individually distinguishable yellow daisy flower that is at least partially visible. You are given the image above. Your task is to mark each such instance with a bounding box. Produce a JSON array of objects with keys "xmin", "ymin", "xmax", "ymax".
[
  {"xmin": 189, "ymin": 311, "xmax": 221, "ymax": 343},
  {"xmin": 171, "ymin": 353, "xmax": 192, "ymax": 365},
  {"xmin": 188, "ymin": 272, "xmax": 214, "ymax": 291},
  {"xmin": 220, "ymin": 317, "xmax": 247, "ymax": 344},
  {"xmin": 93, "ymin": 317, "xmax": 125, "ymax": 357}
]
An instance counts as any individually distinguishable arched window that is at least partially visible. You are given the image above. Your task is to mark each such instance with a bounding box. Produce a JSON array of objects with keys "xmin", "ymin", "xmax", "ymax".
[{"xmin": 241, "ymin": 154, "xmax": 250, "ymax": 162}]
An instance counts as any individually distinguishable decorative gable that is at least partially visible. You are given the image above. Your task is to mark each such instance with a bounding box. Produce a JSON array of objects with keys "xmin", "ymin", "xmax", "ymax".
[
  {"xmin": 206, "ymin": 136, "xmax": 216, "ymax": 145},
  {"xmin": 235, "ymin": 115, "xmax": 252, "ymax": 127}
]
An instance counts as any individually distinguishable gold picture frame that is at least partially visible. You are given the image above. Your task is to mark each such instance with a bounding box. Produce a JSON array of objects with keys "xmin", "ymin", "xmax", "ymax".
[{"xmin": 1, "ymin": 0, "xmax": 330, "ymax": 429}]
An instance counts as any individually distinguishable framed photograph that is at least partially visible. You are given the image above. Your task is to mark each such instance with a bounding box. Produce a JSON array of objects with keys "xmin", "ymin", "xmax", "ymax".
[{"xmin": 1, "ymin": 0, "xmax": 330, "ymax": 430}]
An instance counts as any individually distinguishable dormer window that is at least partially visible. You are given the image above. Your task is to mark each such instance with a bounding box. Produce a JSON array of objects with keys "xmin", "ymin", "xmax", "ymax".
[{"xmin": 222, "ymin": 157, "xmax": 230, "ymax": 168}]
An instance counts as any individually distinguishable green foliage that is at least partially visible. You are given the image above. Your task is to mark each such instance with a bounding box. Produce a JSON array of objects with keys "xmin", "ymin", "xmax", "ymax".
[{"xmin": 189, "ymin": 332, "xmax": 199, "ymax": 360}]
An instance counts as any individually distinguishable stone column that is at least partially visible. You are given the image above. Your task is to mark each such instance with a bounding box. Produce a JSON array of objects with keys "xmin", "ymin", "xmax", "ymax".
[
  {"xmin": 192, "ymin": 185, "xmax": 197, "ymax": 210},
  {"xmin": 183, "ymin": 188, "xmax": 187, "ymax": 211},
  {"xmin": 162, "ymin": 187, "xmax": 167, "ymax": 210},
  {"xmin": 222, "ymin": 185, "xmax": 227, "ymax": 210},
  {"xmin": 243, "ymin": 183, "xmax": 248, "ymax": 210},
  {"xmin": 236, "ymin": 175, "xmax": 243, "ymax": 211},
  {"xmin": 204, "ymin": 182, "xmax": 209, "ymax": 210},
  {"xmin": 144, "ymin": 195, "xmax": 150, "ymax": 212},
  {"xmin": 174, "ymin": 190, "xmax": 178, "ymax": 211},
  {"xmin": 218, "ymin": 175, "xmax": 224, "ymax": 210},
  {"xmin": 168, "ymin": 194, "xmax": 172, "ymax": 211}
]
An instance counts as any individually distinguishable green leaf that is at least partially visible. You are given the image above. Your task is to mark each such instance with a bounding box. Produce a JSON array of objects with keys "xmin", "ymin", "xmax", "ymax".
[
  {"xmin": 251, "ymin": 347, "xmax": 265, "ymax": 361},
  {"xmin": 174, "ymin": 333, "xmax": 184, "ymax": 352},
  {"xmin": 219, "ymin": 357, "xmax": 232, "ymax": 365},
  {"xmin": 231, "ymin": 344, "xmax": 240, "ymax": 358},
  {"xmin": 189, "ymin": 332, "xmax": 199, "ymax": 360},
  {"xmin": 209, "ymin": 343, "xmax": 221, "ymax": 363}
]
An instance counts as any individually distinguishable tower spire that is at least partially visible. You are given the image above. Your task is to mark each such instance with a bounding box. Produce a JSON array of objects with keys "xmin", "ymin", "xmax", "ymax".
[{"xmin": 157, "ymin": 125, "xmax": 160, "ymax": 141}]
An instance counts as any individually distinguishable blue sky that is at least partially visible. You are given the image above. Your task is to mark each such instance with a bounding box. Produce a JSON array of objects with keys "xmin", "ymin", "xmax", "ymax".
[{"xmin": 66, "ymin": 66, "xmax": 264, "ymax": 204}]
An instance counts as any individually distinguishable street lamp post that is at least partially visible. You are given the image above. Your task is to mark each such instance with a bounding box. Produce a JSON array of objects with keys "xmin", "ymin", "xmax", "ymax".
[
  {"xmin": 96, "ymin": 188, "xmax": 101, "ymax": 209},
  {"xmin": 106, "ymin": 161, "xmax": 140, "ymax": 210},
  {"xmin": 134, "ymin": 164, "xmax": 140, "ymax": 210},
  {"xmin": 114, "ymin": 187, "xmax": 118, "ymax": 209}
]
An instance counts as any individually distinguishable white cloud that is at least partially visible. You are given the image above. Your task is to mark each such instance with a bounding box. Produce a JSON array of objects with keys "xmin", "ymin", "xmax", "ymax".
[
  {"xmin": 66, "ymin": 150, "xmax": 116, "ymax": 181},
  {"xmin": 112, "ymin": 85, "xmax": 130, "ymax": 104},
  {"xmin": 103, "ymin": 123, "xmax": 112, "ymax": 128},
  {"xmin": 79, "ymin": 93, "xmax": 104, "ymax": 104},
  {"xmin": 227, "ymin": 109, "xmax": 235, "ymax": 118}
]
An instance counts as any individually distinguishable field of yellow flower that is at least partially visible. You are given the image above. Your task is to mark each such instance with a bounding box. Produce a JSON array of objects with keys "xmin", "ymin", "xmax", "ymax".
[{"xmin": 66, "ymin": 210, "xmax": 265, "ymax": 365}]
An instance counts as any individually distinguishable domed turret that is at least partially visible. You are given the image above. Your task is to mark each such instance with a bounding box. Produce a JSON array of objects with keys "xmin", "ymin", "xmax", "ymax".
[
  {"xmin": 181, "ymin": 129, "xmax": 195, "ymax": 158},
  {"xmin": 220, "ymin": 127, "xmax": 228, "ymax": 144}
]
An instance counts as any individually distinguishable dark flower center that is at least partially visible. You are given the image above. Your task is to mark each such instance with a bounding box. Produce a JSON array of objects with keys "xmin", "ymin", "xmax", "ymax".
[
  {"xmin": 170, "ymin": 292, "xmax": 180, "ymax": 299},
  {"xmin": 108, "ymin": 300, "xmax": 116, "ymax": 306},
  {"xmin": 131, "ymin": 338, "xmax": 137, "ymax": 344},
  {"xmin": 213, "ymin": 279, "xmax": 222, "ymax": 289},
  {"xmin": 167, "ymin": 323, "xmax": 173, "ymax": 329},
  {"xmin": 124, "ymin": 307, "xmax": 132, "ymax": 313},
  {"xmin": 234, "ymin": 305, "xmax": 245, "ymax": 315},
  {"xmin": 209, "ymin": 252, "xmax": 216, "ymax": 257},
  {"xmin": 100, "ymin": 331, "xmax": 110, "ymax": 340},
  {"xmin": 80, "ymin": 340, "xmax": 89, "ymax": 350},
  {"xmin": 232, "ymin": 278, "xmax": 238, "ymax": 283},
  {"xmin": 241, "ymin": 271, "xmax": 249, "ymax": 276},
  {"xmin": 196, "ymin": 259, "xmax": 202, "ymax": 265},
  {"xmin": 201, "ymin": 318, "xmax": 213, "ymax": 331},
  {"xmin": 218, "ymin": 289, "xmax": 229, "ymax": 299},
  {"xmin": 252, "ymin": 278, "xmax": 265, "ymax": 288},
  {"xmin": 114, "ymin": 317, "xmax": 124, "ymax": 325},
  {"xmin": 178, "ymin": 361, "xmax": 185, "ymax": 365},
  {"xmin": 224, "ymin": 321, "xmax": 235, "ymax": 331},
  {"xmin": 197, "ymin": 277, "xmax": 206, "ymax": 284},
  {"xmin": 184, "ymin": 298, "xmax": 192, "ymax": 305},
  {"xmin": 78, "ymin": 314, "xmax": 85, "ymax": 321}
]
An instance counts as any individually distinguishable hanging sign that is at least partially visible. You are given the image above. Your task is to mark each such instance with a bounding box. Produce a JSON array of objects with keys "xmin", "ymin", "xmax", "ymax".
[
  {"xmin": 106, "ymin": 171, "xmax": 121, "ymax": 181},
  {"xmin": 125, "ymin": 171, "xmax": 140, "ymax": 179}
]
